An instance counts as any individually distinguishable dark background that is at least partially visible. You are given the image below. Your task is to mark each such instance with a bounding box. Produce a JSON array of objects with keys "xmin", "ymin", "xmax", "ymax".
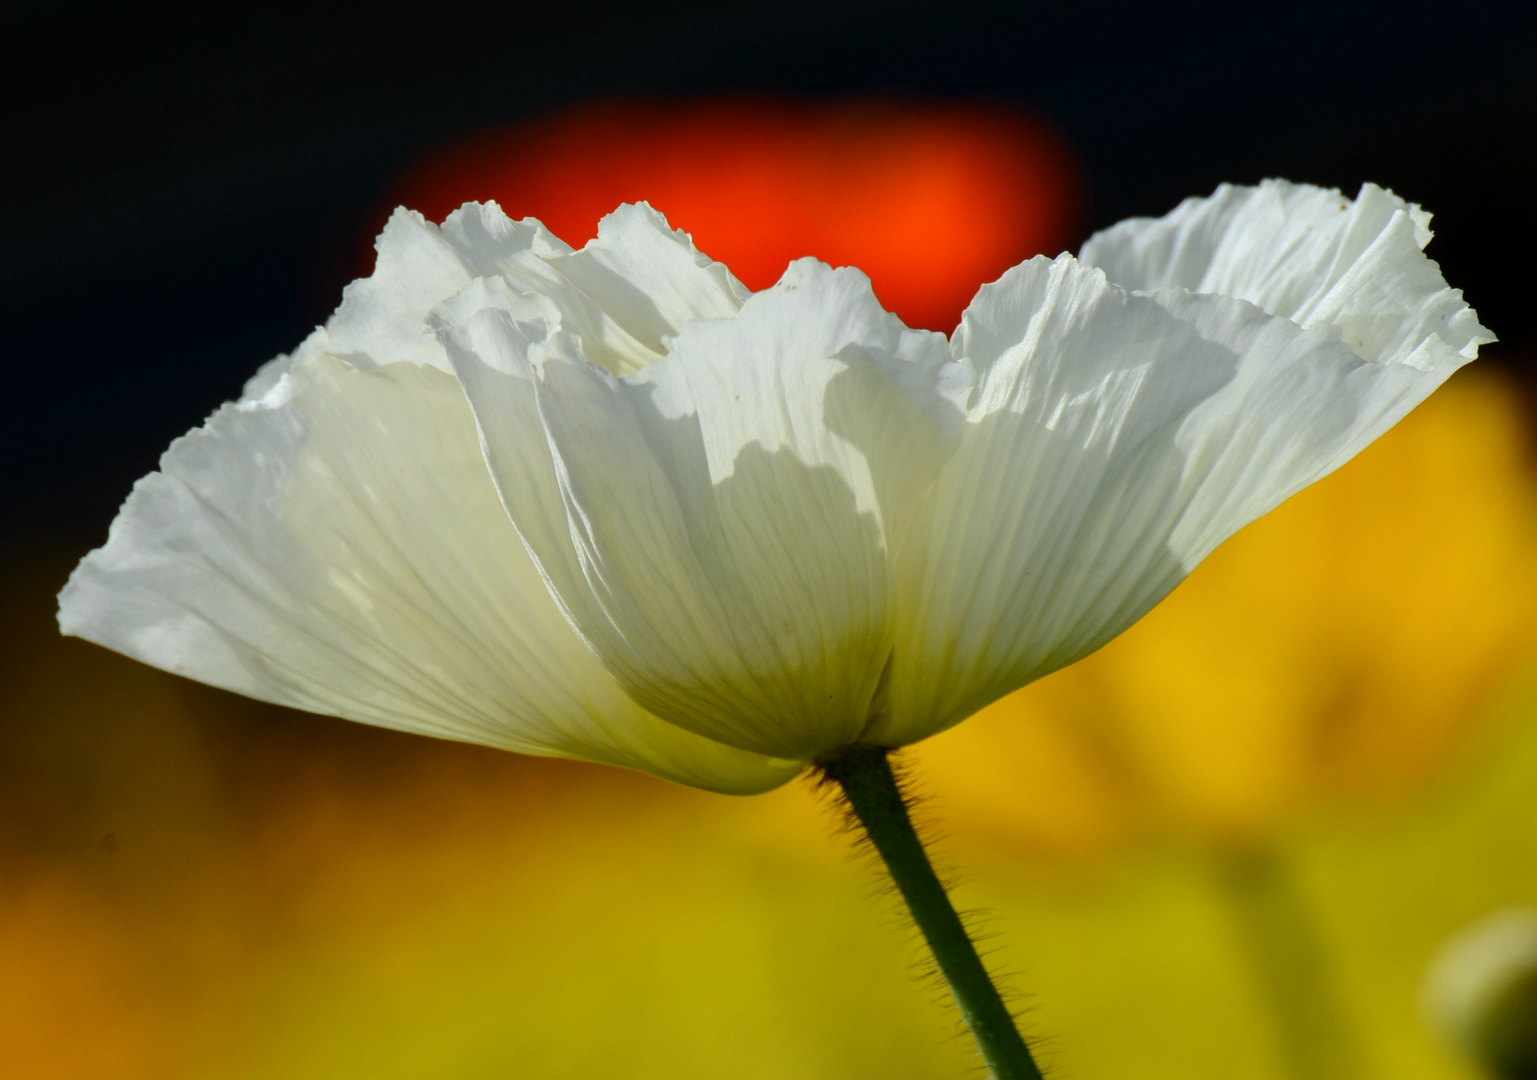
[{"xmin": 4, "ymin": 0, "xmax": 1534, "ymax": 549}]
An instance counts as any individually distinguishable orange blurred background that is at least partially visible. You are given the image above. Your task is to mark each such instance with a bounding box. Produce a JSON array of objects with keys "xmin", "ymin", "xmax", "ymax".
[
  {"xmin": 6, "ymin": 99, "xmax": 1537, "ymax": 1080},
  {"xmin": 381, "ymin": 99, "xmax": 1079, "ymax": 332}
]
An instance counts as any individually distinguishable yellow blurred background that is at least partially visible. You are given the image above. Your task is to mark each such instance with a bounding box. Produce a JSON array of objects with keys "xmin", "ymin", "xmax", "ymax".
[{"xmin": 5, "ymin": 365, "xmax": 1537, "ymax": 1079}]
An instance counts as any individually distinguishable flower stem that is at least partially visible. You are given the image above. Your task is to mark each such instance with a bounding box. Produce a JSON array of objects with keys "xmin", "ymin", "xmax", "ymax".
[
  {"xmin": 1215, "ymin": 846, "xmax": 1363, "ymax": 1080},
  {"xmin": 819, "ymin": 745, "xmax": 1046, "ymax": 1080}
]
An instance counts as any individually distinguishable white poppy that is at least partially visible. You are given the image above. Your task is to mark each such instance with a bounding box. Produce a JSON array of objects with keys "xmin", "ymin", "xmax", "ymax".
[{"xmin": 58, "ymin": 180, "xmax": 1491, "ymax": 793}]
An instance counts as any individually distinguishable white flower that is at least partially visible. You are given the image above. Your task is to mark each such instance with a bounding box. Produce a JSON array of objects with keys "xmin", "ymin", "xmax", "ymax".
[{"xmin": 58, "ymin": 180, "xmax": 1491, "ymax": 794}]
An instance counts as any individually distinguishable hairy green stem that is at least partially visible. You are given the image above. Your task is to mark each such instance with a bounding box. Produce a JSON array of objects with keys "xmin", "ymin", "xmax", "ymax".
[
  {"xmin": 1216, "ymin": 846, "xmax": 1363, "ymax": 1080},
  {"xmin": 819, "ymin": 745, "xmax": 1045, "ymax": 1080}
]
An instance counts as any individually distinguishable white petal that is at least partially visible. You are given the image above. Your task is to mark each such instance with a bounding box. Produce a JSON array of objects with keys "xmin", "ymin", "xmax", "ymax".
[
  {"xmin": 248, "ymin": 200, "xmax": 747, "ymax": 402},
  {"xmin": 570, "ymin": 201, "xmax": 752, "ymax": 324},
  {"xmin": 312, "ymin": 204, "xmax": 565, "ymax": 374},
  {"xmin": 537, "ymin": 201, "xmax": 753, "ymax": 371},
  {"xmin": 1149, "ymin": 284, "xmax": 1457, "ymax": 564},
  {"xmin": 1080, "ymin": 180, "xmax": 1493, "ymax": 370},
  {"xmin": 58, "ymin": 352, "xmax": 800, "ymax": 795},
  {"xmin": 440, "ymin": 259, "xmax": 956, "ymax": 760},
  {"xmin": 872, "ymin": 252, "xmax": 1466, "ymax": 746},
  {"xmin": 458, "ymin": 200, "xmax": 752, "ymax": 377},
  {"xmin": 237, "ymin": 203, "xmax": 564, "ymax": 400}
]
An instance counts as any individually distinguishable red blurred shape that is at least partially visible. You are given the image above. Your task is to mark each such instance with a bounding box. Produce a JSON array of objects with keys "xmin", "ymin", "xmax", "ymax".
[{"xmin": 386, "ymin": 98, "xmax": 1080, "ymax": 333}]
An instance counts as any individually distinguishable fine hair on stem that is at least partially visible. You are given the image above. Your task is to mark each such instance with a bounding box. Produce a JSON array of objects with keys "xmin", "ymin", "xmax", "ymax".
[{"xmin": 817, "ymin": 744, "xmax": 1047, "ymax": 1080}]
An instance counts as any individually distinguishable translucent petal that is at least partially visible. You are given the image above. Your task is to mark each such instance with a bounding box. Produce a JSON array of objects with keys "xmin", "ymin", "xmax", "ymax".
[
  {"xmin": 440, "ymin": 259, "xmax": 957, "ymax": 760},
  {"xmin": 1080, "ymin": 179, "xmax": 1493, "ymax": 370},
  {"xmin": 245, "ymin": 199, "xmax": 747, "ymax": 401},
  {"xmin": 58, "ymin": 352, "xmax": 801, "ymax": 794},
  {"xmin": 454, "ymin": 200, "xmax": 752, "ymax": 376},
  {"xmin": 872, "ymin": 252, "xmax": 1472, "ymax": 746},
  {"xmin": 535, "ymin": 201, "xmax": 752, "ymax": 372}
]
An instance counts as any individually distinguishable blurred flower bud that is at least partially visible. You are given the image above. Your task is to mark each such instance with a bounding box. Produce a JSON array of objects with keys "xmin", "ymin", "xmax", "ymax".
[{"xmin": 1424, "ymin": 908, "xmax": 1537, "ymax": 1078}]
